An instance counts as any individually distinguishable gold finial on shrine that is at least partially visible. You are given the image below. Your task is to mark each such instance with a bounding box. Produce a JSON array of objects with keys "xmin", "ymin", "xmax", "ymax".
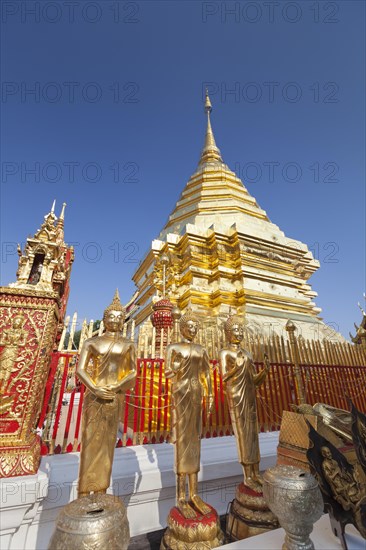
[
  {"xmin": 43, "ymin": 199, "xmax": 57, "ymax": 226},
  {"xmin": 56, "ymin": 202, "xmax": 66, "ymax": 231},
  {"xmin": 55, "ymin": 202, "xmax": 66, "ymax": 242},
  {"xmin": 204, "ymin": 89, "xmax": 212, "ymax": 114},
  {"xmin": 59, "ymin": 202, "xmax": 66, "ymax": 221},
  {"xmin": 199, "ymin": 89, "xmax": 223, "ymax": 165}
]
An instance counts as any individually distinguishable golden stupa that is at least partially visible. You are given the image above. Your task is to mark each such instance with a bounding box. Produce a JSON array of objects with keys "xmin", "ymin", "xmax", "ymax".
[{"xmin": 131, "ymin": 93, "xmax": 343, "ymax": 342}]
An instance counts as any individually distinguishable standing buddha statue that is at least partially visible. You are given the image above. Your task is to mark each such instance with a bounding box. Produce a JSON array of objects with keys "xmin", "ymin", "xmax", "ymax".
[
  {"xmin": 76, "ymin": 290, "xmax": 136, "ymax": 497},
  {"xmin": 165, "ymin": 310, "xmax": 213, "ymax": 518},
  {"xmin": 219, "ymin": 315, "xmax": 270, "ymax": 490},
  {"xmin": 161, "ymin": 309, "xmax": 224, "ymax": 549},
  {"xmin": 219, "ymin": 315, "xmax": 278, "ymax": 541}
]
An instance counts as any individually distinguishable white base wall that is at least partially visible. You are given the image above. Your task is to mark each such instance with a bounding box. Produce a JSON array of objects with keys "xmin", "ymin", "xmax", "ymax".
[{"xmin": 1, "ymin": 433, "xmax": 279, "ymax": 550}]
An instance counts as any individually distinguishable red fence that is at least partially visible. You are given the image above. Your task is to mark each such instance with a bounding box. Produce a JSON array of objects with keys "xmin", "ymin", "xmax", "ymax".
[{"xmin": 38, "ymin": 355, "xmax": 366, "ymax": 455}]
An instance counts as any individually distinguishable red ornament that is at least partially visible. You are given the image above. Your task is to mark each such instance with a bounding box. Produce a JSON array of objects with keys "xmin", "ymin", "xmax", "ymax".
[
  {"xmin": 237, "ymin": 481, "xmax": 263, "ymax": 497},
  {"xmin": 40, "ymin": 442, "xmax": 49, "ymax": 455},
  {"xmin": 170, "ymin": 504, "xmax": 218, "ymax": 527},
  {"xmin": 150, "ymin": 299, "xmax": 174, "ymax": 330}
]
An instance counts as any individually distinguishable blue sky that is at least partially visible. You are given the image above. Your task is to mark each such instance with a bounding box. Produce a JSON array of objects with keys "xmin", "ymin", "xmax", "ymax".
[{"xmin": 1, "ymin": 0, "xmax": 365, "ymax": 338}]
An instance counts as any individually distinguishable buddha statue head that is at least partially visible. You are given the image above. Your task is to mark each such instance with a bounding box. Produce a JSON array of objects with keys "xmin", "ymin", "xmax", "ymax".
[
  {"xmin": 224, "ymin": 315, "xmax": 244, "ymax": 344},
  {"xmin": 103, "ymin": 290, "xmax": 125, "ymax": 333},
  {"xmin": 179, "ymin": 309, "xmax": 200, "ymax": 342}
]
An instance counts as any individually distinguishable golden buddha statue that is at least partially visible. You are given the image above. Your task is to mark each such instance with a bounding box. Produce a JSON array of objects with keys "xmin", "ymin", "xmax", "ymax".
[
  {"xmin": 76, "ymin": 290, "xmax": 136, "ymax": 497},
  {"xmin": 219, "ymin": 316, "xmax": 270, "ymax": 491},
  {"xmin": 165, "ymin": 310, "xmax": 214, "ymax": 519}
]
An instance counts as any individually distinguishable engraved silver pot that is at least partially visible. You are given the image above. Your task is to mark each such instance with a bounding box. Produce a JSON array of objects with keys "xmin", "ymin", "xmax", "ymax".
[
  {"xmin": 48, "ymin": 494, "xmax": 130, "ymax": 550},
  {"xmin": 263, "ymin": 465, "xmax": 323, "ymax": 550}
]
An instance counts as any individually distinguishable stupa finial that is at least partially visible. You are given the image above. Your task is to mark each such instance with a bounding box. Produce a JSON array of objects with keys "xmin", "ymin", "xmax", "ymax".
[
  {"xmin": 204, "ymin": 88, "xmax": 212, "ymax": 114},
  {"xmin": 199, "ymin": 90, "xmax": 223, "ymax": 166}
]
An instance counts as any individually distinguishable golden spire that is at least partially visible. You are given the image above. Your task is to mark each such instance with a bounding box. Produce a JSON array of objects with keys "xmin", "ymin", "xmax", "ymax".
[
  {"xmin": 199, "ymin": 90, "xmax": 223, "ymax": 165},
  {"xmin": 60, "ymin": 202, "xmax": 66, "ymax": 220},
  {"xmin": 44, "ymin": 199, "xmax": 57, "ymax": 224},
  {"xmin": 57, "ymin": 202, "xmax": 66, "ymax": 229},
  {"xmin": 56, "ymin": 202, "xmax": 66, "ymax": 242}
]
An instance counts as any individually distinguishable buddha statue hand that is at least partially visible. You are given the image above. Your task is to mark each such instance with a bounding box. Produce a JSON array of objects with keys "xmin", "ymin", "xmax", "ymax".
[{"xmin": 93, "ymin": 386, "xmax": 115, "ymax": 401}]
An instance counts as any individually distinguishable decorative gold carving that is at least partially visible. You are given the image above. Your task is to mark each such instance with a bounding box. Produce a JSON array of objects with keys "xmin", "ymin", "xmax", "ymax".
[
  {"xmin": 242, "ymin": 244, "xmax": 295, "ymax": 265},
  {"xmin": 21, "ymin": 448, "xmax": 37, "ymax": 473},
  {"xmin": 226, "ymin": 482, "xmax": 278, "ymax": 542},
  {"xmin": 161, "ymin": 509, "xmax": 224, "ymax": 549},
  {"xmin": 0, "ymin": 289, "xmax": 59, "ymax": 476},
  {"xmin": 320, "ymin": 446, "xmax": 362, "ymax": 511},
  {"xmin": 0, "ymin": 202, "xmax": 72, "ymax": 476},
  {"xmin": 350, "ymin": 298, "xmax": 366, "ymax": 345},
  {"xmin": 0, "ymin": 285, "xmax": 59, "ymax": 301},
  {"xmin": 1, "ymin": 454, "xmax": 18, "ymax": 475},
  {"xmin": 11, "ymin": 202, "xmax": 74, "ymax": 297},
  {"xmin": 0, "ymin": 434, "xmax": 40, "ymax": 477},
  {"xmin": 307, "ymin": 420, "xmax": 366, "ymax": 545},
  {"xmin": 0, "ymin": 313, "xmax": 28, "ymax": 391},
  {"xmin": 277, "ymin": 411, "xmax": 359, "ymax": 476}
]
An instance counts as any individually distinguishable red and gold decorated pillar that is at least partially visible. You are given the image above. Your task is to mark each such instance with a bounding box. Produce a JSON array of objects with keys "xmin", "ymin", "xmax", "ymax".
[{"xmin": 0, "ymin": 288, "xmax": 60, "ymax": 477}]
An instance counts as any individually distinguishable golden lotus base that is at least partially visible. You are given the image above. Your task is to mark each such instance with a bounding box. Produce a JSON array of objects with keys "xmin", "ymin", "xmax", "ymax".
[
  {"xmin": 160, "ymin": 505, "xmax": 224, "ymax": 550},
  {"xmin": 48, "ymin": 493, "xmax": 129, "ymax": 550},
  {"xmin": 226, "ymin": 483, "xmax": 279, "ymax": 542}
]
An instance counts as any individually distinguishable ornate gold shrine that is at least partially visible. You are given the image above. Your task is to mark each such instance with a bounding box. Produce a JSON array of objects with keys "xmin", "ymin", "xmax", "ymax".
[{"xmin": 0, "ymin": 201, "xmax": 74, "ymax": 477}]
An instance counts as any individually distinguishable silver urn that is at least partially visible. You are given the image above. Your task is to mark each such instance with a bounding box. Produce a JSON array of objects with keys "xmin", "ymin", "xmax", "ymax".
[
  {"xmin": 48, "ymin": 493, "xmax": 130, "ymax": 550},
  {"xmin": 263, "ymin": 465, "xmax": 323, "ymax": 550}
]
